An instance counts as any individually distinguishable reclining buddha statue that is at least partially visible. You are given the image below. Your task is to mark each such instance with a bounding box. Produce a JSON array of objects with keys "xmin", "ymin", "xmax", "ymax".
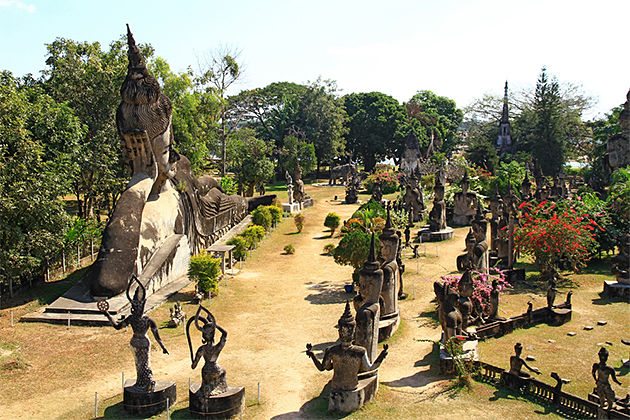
[{"xmin": 90, "ymin": 26, "xmax": 273, "ymax": 297}]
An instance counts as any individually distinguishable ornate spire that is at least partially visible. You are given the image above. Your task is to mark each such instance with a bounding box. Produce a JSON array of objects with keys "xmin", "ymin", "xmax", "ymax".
[
  {"xmin": 501, "ymin": 81, "xmax": 510, "ymax": 124},
  {"xmin": 361, "ymin": 232, "xmax": 381, "ymax": 272},
  {"xmin": 338, "ymin": 300, "xmax": 356, "ymax": 327},
  {"xmin": 381, "ymin": 203, "xmax": 397, "ymax": 241}
]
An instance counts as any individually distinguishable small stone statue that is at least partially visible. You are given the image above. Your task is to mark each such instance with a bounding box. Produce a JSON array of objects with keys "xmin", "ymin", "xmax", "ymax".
[
  {"xmin": 487, "ymin": 279, "xmax": 504, "ymax": 321},
  {"xmin": 404, "ymin": 225, "xmax": 411, "ymax": 247},
  {"xmin": 306, "ymin": 301, "xmax": 388, "ymax": 411},
  {"xmin": 509, "ymin": 342, "xmax": 541, "ymax": 378},
  {"xmin": 187, "ymin": 304, "xmax": 228, "ymax": 397},
  {"xmin": 453, "ymin": 172, "xmax": 479, "ymax": 225},
  {"xmin": 434, "ymin": 282, "xmax": 463, "ymax": 342},
  {"xmin": 547, "ymin": 276, "xmax": 558, "ymax": 308},
  {"xmin": 168, "ymin": 301, "xmax": 186, "ymax": 327},
  {"xmin": 458, "ymin": 269, "xmax": 474, "ymax": 330},
  {"xmin": 293, "ymin": 165, "xmax": 305, "ymax": 204},
  {"xmin": 429, "ymin": 178, "xmax": 447, "ymax": 232},
  {"xmin": 612, "ymin": 234, "xmax": 630, "ymax": 285},
  {"xmin": 592, "ymin": 347, "xmax": 623, "ymax": 413},
  {"xmin": 371, "ymin": 181, "xmax": 383, "ymax": 203},
  {"xmin": 471, "ymin": 206, "xmax": 489, "ymax": 274},
  {"xmin": 99, "ymin": 275, "xmax": 169, "ymax": 392},
  {"xmin": 192, "ymin": 284, "xmax": 204, "ymax": 304},
  {"xmin": 457, "ymin": 229, "xmax": 476, "ymax": 272},
  {"xmin": 285, "ymin": 170, "xmax": 294, "ymax": 205}
]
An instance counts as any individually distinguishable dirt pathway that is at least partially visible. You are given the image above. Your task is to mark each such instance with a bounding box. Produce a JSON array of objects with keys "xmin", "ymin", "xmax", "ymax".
[{"xmin": 1, "ymin": 185, "xmax": 470, "ymax": 419}]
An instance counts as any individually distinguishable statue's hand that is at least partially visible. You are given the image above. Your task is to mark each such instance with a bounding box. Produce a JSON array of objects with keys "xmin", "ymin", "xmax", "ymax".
[
  {"xmin": 381, "ymin": 344, "xmax": 389, "ymax": 359},
  {"xmin": 306, "ymin": 343, "xmax": 314, "ymax": 356},
  {"xmin": 162, "ymin": 347, "xmax": 169, "ymax": 355},
  {"xmin": 533, "ymin": 367, "xmax": 541, "ymax": 375}
]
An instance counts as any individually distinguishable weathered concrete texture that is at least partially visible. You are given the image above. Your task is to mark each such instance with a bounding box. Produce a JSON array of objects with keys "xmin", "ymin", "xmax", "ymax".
[
  {"xmin": 378, "ymin": 311, "xmax": 400, "ymax": 342},
  {"xmin": 328, "ymin": 375, "xmax": 378, "ymax": 414},
  {"xmin": 418, "ymin": 226, "xmax": 454, "ymax": 242},
  {"xmin": 189, "ymin": 384, "xmax": 244, "ymax": 419},
  {"xmin": 123, "ymin": 379, "xmax": 176, "ymax": 416},
  {"xmin": 603, "ymin": 280, "xmax": 630, "ymax": 300}
]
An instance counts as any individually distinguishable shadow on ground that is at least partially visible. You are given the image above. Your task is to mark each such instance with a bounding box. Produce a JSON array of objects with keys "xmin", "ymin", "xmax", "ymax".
[
  {"xmin": 304, "ymin": 281, "xmax": 352, "ymax": 305},
  {"xmin": 271, "ymin": 382, "xmax": 349, "ymax": 419}
]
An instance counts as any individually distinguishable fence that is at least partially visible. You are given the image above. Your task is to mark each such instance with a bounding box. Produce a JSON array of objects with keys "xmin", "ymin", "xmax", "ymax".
[{"xmin": 474, "ymin": 361, "xmax": 629, "ymax": 419}]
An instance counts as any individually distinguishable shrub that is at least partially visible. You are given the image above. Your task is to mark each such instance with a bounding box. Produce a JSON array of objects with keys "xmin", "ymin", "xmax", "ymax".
[
  {"xmin": 333, "ymin": 230, "xmax": 380, "ymax": 272},
  {"xmin": 514, "ymin": 200, "xmax": 598, "ymax": 278},
  {"xmin": 188, "ymin": 251, "xmax": 221, "ymax": 296},
  {"xmin": 220, "ymin": 176, "xmax": 238, "ymax": 195},
  {"xmin": 324, "ymin": 212, "xmax": 341, "ymax": 236},
  {"xmin": 242, "ymin": 225, "xmax": 265, "ymax": 248},
  {"xmin": 353, "ymin": 198, "xmax": 385, "ymax": 219},
  {"xmin": 441, "ymin": 268, "xmax": 510, "ymax": 313},
  {"xmin": 294, "ymin": 213, "xmax": 305, "ymax": 232},
  {"xmin": 264, "ymin": 205, "xmax": 283, "ymax": 226},
  {"xmin": 284, "ymin": 244, "xmax": 295, "ymax": 254},
  {"xmin": 364, "ymin": 168, "xmax": 402, "ymax": 194},
  {"xmin": 252, "ymin": 207, "xmax": 273, "ymax": 231},
  {"xmin": 323, "ymin": 243, "xmax": 336, "ymax": 256},
  {"xmin": 226, "ymin": 236, "xmax": 247, "ymax": 260}
]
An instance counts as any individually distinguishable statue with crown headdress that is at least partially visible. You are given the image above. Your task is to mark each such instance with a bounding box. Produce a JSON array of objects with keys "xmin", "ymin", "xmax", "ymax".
[
  {"xmin": 378, "ymin": 206, "xmax": 401, "ymax": 341},
  {"xmin": 452, "ymin": 171, "xmax": 479, "ymax": 226},
  {"xmin": 306, "ymin": 301, "xmax": 388, "ymax": 413},
  {"xmin": 418, "ymin": 171, "xmax": 454, "ymax": 241},
  {"xmin": 98, "ymin": 275, "xmax": 175, "ymax": 415},
  {"xmin": 186, "ymin": 304, "xmax": 244, "ymax": 419}
]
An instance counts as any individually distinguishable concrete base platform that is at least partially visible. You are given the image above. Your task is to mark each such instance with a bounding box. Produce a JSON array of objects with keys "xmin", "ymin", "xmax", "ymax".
[
  {"xmin": 549, "ymin": 307, "xmax": 572, "ymax": 326},
  {"xmin": 282, "ymin": 202, "xmax": 301, "ymax": 213},
  {"xmin": 378, "ymin": 312, "xmax": 400, "ymax": 342},
  {"xmin": 123, "ymin": 380, "xmax": 176, "ymax": 416},
  {"xmin": 418, "ymin": 226, "xmax": 454, "ymax": 242},
  {"xmin": 439, "ymin": 337, "xmax": 479, "ymax": 375},
  {"xmin": 189, "ymin": 384, "xmax": 244, "ymax": 419},
  {"xmin": 329, "ymin": 375, "xmax": 378, "ymax": 414},
  {"xmin": 603, "ymin": 280, "xmax": 630, "ymax": 300}
]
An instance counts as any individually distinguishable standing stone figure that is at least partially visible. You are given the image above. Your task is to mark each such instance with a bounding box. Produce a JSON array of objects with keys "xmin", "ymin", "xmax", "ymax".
[
  {"xmin": 306, "ymin": 302, "xmax": 388, "ymax": 413},
  {"xmin": 471, "ymin": 206, "xmax": 489, "ymax": 274},
  {"xmin": 371, "ymin": 181, "xmax": 383, "ymax": 204},
  {"xmin": 285, "ymin": 170, "xmax": 294, "ymax": 205},
  {"xmin": 99, "ymin": 275, "xmax": 169, "ymax": 391},
  {"xmin": 592, "ymin": 347, "xmax": 623, "ymax": 412},
  {"xmin": 434, "ymin": 282, "xmax": 463, "ymax": 342},
  {"xmin": 452, "ymin": 172, "xmax": 479, "ymax": 225},
  {"xmin": 487, "ymin": 279, "xmax": 503, "ymax": 321},
  {"xmin": 187, "ymin": 304, "xmax": 228, "ymax": 397},
  {"xmin": 378, "ymin": 207, "xmax": 400, "ymax": 339},
  {"xmin": 457, "ymin": 269, "xmax": 475, "ymax": 330},
  {"xmin": 547, "ymin": 276, "xmax": 557, "ymax": 308},
  {"xmin": 612, "ymin": 234, "xmax": 630, "ymax": 285},
  {"xmin": 292, "ymin": 166, "xmax": 305, "ymax": 205},
  {"xmin": 353, "ymin": 234, "xmax": 383, "ymax": 365},
  {"xmin": 457, "ymin": 229, "xmax": 476, "ymax": 272},
  {"xmin": 429, "ymin": 178, "xmax": 447, "ymax": 232}
]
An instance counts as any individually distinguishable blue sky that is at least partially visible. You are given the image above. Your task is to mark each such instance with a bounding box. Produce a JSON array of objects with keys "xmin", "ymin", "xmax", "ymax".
[{"xmin": 2, "ymin": 0, "xmax": 628, "ymax": 119}]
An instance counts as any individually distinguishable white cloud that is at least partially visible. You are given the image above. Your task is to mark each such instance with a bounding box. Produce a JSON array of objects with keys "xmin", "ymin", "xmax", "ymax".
[{"xmin": 0, "ymin": 0, "xmax": 36, "ymax": 13}]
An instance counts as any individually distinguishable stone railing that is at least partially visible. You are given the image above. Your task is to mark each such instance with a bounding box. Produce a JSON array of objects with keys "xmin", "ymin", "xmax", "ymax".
[{"xmin": 472, "ymin": 361, "xmax": 630, "ymax": 419}]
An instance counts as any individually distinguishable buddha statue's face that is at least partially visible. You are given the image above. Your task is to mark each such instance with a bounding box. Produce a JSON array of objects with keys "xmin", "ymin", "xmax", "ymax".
[
  {"xmin": 359, "ymin": 271, "xmax": 382, "ymax": 303},
  {"xmin": 380, "ymin": 236, "xmax": 398, "ymax": 261},
  {"xmin": 152, "ymin": 123, "xmax": 175, "ymax": 178},
  {"xmin": 338, "ymin": 324, "xmax": 355, "ymax": 345}
]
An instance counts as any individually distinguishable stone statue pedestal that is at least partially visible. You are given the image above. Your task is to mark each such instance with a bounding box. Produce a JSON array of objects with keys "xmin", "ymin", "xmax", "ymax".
[
  {"xmin": 188, "ymin": 383, "xmax": 245, "ymax": 419},
  {"xmin": 328, "ymin": 375, "xmax": 378, "ymax": 414},
  {"xmin": 123, "ymin": 379, "xmax": 176, "ymax": 416},
  {"xmin": 549, "ymin": 307, "xmax": 572, "ymax": 326},
  {"xmin": 378, "ymin": 311, "xmax": 400, "ymax": 342},
  {"xmin": 418, "ymin": 226, "xmax": 454, "ymax": 242},
  {"xmin": 603, "ymin": 280, "xmax": 630, "ymax": 300},
  {"xmin": 282, "ymin": 202, "xmax": 301, "ymax": 214}
]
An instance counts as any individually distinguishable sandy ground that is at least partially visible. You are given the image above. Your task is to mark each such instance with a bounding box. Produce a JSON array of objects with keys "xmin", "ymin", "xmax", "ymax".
[{"xmin": 4, "ymin": 184, "xmax": 621, "ymax": 419}]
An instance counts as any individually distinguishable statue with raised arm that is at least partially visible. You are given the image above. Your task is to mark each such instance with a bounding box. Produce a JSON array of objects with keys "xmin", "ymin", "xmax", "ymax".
[
  {"xmin": 509, "ymin": 342, "xmax": 541, "ymax": 378},
  {"xmin": 98, "ymin": 275, "xmax": 168, "ymax": 392},
  {"xmin": 187, "ymin": 304, "xmax": 228, "ymax": 397},
  {"xmin": 592, "ymin": 347, "xmax": 623, "ymax": 412},
  {"xmin": 306, "ymin": 301, "xmax": 388, "ymax": 413}
]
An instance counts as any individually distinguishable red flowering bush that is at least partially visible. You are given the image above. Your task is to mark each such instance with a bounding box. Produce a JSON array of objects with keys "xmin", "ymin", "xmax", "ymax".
[
  {"xmin": 514, "ymin": 200, "xmax": 598, "ymax": 278},
  {"xmin": 441, "ymin": 268, "xmax": 510, "ymax": 313},
  {"xmin": 364, "ymin": 168, "xmax": 402, "ymax": 194}
]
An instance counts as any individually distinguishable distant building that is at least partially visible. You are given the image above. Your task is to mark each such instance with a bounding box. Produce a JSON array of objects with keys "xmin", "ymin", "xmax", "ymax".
[{"xmin": 496, "ymin": 81, "xmax": 514, "ymax": 154}]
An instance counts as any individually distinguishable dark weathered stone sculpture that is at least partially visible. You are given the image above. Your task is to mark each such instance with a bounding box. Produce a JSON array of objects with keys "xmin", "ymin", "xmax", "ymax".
[
  {"xmin": 471, "ymin": 206, "xmax": 489, "ymax": 274},
  {"xmin": 344, "ymin": 172, "xmax": 360, "ymax": 204},
  {"xmin": 186, "ymin": 304, "xmax": 244, "ymax": 418},
  {"xmin": 508, "ymin": 342, "xmax": 540, "ymax": 378},
  {"xmin": 99, "ymin": 275, "xmax": 175, "ymax": 415},
  {"xmin": 306, "ymin": 302, "xmax": 388, "ymax": 413},
  {"xmin": 606, "ymin": 90, "xmax": 630, "ymax": 171},
  {"xmin": 612, "ymin": 234, "xmax": 630, "ymax": 285},
  {"xmin": 378, "ymin": 208, "xmax": 400, "ymax": 340},
  {"xmin": 399, "ymin": 131, "xmax": 423, "ymax": 177},
  {"xmin": 453, "ymin": 172, "xmax": 479, "ymax": 225},
  {"xmin": 434, "ymin": 282, "xmax": 463, "ymax": 342},
  {"xmin": 90, "ymin": 26, "xmax": 272, "ymax": 299},
  {"xmin": 329, "ymin": 163, "xmax": 357, "ymax": 185},
  {"xmin": 168, "ymin": 301, "xmax": 186, "ymax": 327},
  {"xmin": 353, "ymin": 234, "xmax": 382, "ymax": 365},
  {"xmin": 521, "ymin": 173, "xmax": 532, "ymax": 201},
  {"xmin": 592, "ymin": 347, "xmax": 623, "ymax": 413},
  {"xmin": 547, "ymin": 276, "xmax": 557, "ymax": 308},
  {"xmin": 487, "ymin": 279, "xmax": 504, "ymax": 321},
  {"xmin": 429, "ymin": 177, "xmax": 447, "ymax": 232},
  {"xmin": 457, "ymin": 229, "xmax": 476, "ymax": 272},
  {"xmin": 371, "ymin": 181, "xmax": 383, "ymax": 203}
]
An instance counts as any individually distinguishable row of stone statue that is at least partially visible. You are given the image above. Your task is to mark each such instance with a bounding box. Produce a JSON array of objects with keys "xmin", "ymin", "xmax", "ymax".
[{"xmin": 99, "ymin": 276, "xmax": 243, "ymax": 418}]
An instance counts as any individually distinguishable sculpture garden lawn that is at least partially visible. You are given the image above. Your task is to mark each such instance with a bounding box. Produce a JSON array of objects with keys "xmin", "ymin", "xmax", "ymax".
[{"xmin": 0, "ymin": 184, "xmax": 627, "ymax": 419}]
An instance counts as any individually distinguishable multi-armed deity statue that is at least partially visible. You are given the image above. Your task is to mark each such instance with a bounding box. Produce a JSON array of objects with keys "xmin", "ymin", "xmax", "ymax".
[
  {"xmin": 89, "ymin": 26, "xmax": 272, "ymax": 299},
  {"xmin": 306, "ymin": 302, "xmax": 388, "ymax": 413},
  {"xmin": 452, "ymin": 172, "xmax": 479, "ymax": 225},
  {"xmin": 99, "ymin": 275, "xmax": 175, "ymax": 415},
  {"xmin": 186, "ymin": 304, "xmax": 244, "ymax": 418}
]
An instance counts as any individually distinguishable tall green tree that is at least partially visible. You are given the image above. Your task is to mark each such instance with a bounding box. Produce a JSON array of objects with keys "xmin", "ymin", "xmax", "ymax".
[
  {"xmin": 407, "ymin": 90, "xmax": 463, "ymax": 155},
  {"xmin": 226, "ymin": 128, "xmax": 275, "ymax": 196},
  {"xmin": 0, "ymin": 71, "xmax": 83, "ymax": 296},
  {"xmin": 343, "ymin": 92, "xmax": 408, "ymax": 171}
]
